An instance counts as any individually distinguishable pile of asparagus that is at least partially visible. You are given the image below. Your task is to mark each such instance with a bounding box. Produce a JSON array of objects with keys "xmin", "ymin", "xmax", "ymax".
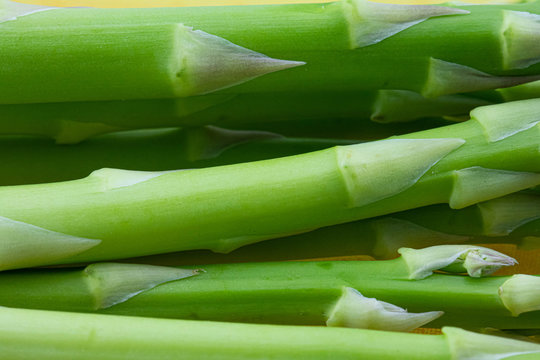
[{"xmin": 0, "ymin": 0, "xmax": 539, "ymax": 358}]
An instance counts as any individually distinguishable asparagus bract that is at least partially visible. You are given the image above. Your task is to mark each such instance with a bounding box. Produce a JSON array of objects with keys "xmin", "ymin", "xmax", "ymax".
[
  {"xmin": 2, "ymin": 0, "xmax": 540, "ymax": 103},
  {"xmin": 0, "ymin": 248, "xmax": 537, "ymax": 330},
  {"xmin": 5, "ymin": 306, "xmax": 539, "ymax": 360},
  {"xmin": 0, "ymin": 100, "xmax": 538, "ymax": 270},
  {"xmin": 0, "ymin": 22, "xmax": 302, "ymax": 104}
]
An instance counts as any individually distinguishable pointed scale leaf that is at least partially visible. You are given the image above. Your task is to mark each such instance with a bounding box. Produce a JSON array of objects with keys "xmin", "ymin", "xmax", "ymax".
[
  {"xmin": 0, "ymin": 216, "xmax": 100, "ymax": 271},
  {"xmin": 449, "ymin": 167, "xmax": 540, "ymax": 209},
  {"xmin": 343, "ymin": 0, "xmax": 469, "ymax": 48},
  {"xmin": 443, "ymin": 327, "xmax": 540, "ymax": 360},
  {"xmin": 326, "ymin": 287, "xmax": 443, "ymax": 331},
  {"xmin": 336, "ymin": 138, "xmax": 464, "ymax": 207},
  {"xmin": 501, "ymin": 10, "xmax": 540, "ymax": 70},
  {"xmin": 0, "ymin": 0, "xmax": 57, "ymax": 23},
  {"xmin": 0, "ymin": 23, "xmax": 304, "ymax": 104},
  {"xmin": 88, "ymin": 168, "xmax": 182, "ymax": 191},
  {"xmin": 477, "ymin": 193, "xmax": 540, "ymax": 236},
  {"xmin": 371, "ymin": 89, "xmax": 490, "ymax": 123},
  {"xmin": 183, "ymin": 126, "xmax": 282, "ymax": 161},
  {"xmin": 84, "ymin": 263, "xmax": 202, "ymax": 309},
  {"xmin": 471, "ymin": 99, "xmax": 540, "ymax": 142},
  {"xmin": 422, "ymin": 58, "xmax": 540, "ymax": 98},
  {"xmin": 175, "ymin": 27, "xmax": 305, "ymax": 96}
]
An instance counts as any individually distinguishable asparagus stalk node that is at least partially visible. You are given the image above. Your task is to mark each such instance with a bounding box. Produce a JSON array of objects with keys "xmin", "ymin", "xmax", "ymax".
[
  {"xmin": 326, "ymin": 287, "xmax": 443, "ymax": 331},
  {"xmin": 343, "ymin": 0, "xmax": 468, "ymax": 48},
  {"xmin": 0, "ymin": 22, "xmax": 302, "ymax": 104},
  {"xmin": 84, "ymin": 263, "xmax": 201, "ymax": 309},
  {"xmin": 0, "ymin": 99, "xmax": 538, "ymax": 270},
  {"xmin": 501, "ymin": 10, "xmax": 540, "ymax": 70},
  {"xmin": 0, "ymin": 216, "xmax": 100, "ymax": 271},
  {"xmin": 3, "ymin": 0, "xmax": 540, "ymax": 104},
  {"xmin": 0, "ymin": 247, "xmax": 534, "ymax": 330}
]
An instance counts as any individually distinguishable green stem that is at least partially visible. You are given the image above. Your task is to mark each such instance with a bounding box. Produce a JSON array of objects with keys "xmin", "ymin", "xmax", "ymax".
[
  {"xmin": 126, "ymin": 192, "xmax": 540, "ymax": 265},
  {"xmin": 0, "ymin": 100, "xmax": 538, "ymax": 270},
  {"xmin": 0, "ymin": 90, "xmax": 470, "ymax": 143},
  {"xmin": 0, "ymin": 252, "xmax": 536, "ymax": 330},
  {"xmin": 0, "ymin": 306, "xmax": 454, "ymax": 360},
  {"xmin": 0, "ymin": 126, "xmax": 356, "ymax": 185},
  {"xmin": 2, "ymin": 0, "xmax": 540, "ymax": 103}
]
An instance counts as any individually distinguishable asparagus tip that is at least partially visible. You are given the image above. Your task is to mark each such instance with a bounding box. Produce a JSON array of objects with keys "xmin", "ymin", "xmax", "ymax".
[
  {"xmin": 499, "ymin": 274, "xmax": 540, "ymax": 316},
  {"xmin": 398, "ymin": 245, "xmax": 517, "ymax": 280}
]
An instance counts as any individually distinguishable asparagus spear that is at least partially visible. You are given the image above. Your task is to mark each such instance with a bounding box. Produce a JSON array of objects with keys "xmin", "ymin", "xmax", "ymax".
[
  {"xmin": 0, "ymin": 246, "xmax": 535, "ymax": 330},
  {"xmin": 3, "ymin": 305, "xmax": 539, "ymax": 360},
  {"xmin": 0, "ymin": 99, "xmax": 538, "ymax": 270},
  {"xmin": 126, "ymin": 192, "xmax": 540, "ymax": 265},
  {"xmin": 0, "ymin": 90, "xmax": 471, "ymax": 143},
  {"xmin": 2, "ymin": 0, "xmax": 540, "ymax": 104},
  {"xmin": 0, "ymin": 127, "xmax": 357, "ymax": 185}
]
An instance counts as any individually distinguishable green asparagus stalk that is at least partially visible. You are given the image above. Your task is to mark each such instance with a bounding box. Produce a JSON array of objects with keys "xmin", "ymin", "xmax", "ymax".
[
  {"xmin": 126, "ymin": 192, "xmax": 540, "ymax": 265},
  {"xmin": 0, "ymin": 90, "xmax": 470, "ymax": 143},
  {"xmin": 0, "ymin": 21, "xmax": 304, "ymax": 104},
  {"xmin": 2, "ymin": 0, "xmax": 540, "ymax": 104},
  {"xmin": 0, "ymin": 127, "xmax": 357, "ymax": 185},
  {"xmin": 3, "ymin": 306, "xmax": 539, "ymax": 360},
  {"xmin": 0, "ymin": 246, "xmax": 537, "ymax": 330},
  {"xmin": 0, "ymin": 99, "xmax": 538, "ymax": 270}
]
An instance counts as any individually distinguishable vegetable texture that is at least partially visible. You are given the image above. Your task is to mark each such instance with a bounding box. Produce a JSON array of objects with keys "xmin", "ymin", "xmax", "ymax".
[
  {"xmin": 3, "ymin": 306, "xmax": 539, "ymax": 360},
  {"xmin": 2, "ymin": 0, "xmax": 540, "ymax": 104},
  {"xmin": 0, "ymin": 100, "xmax": 538, "ymax": 270},
  {"xmin": 0, "ymin": 127, "xmax": 355, "ymax": 185},
  {"xmin": 129, "ymin": 191, "xmax": 540, "ymax": 265},
  {"xmin": 0, "ymin": 90, "xmax": 475, "ymax": 143},
  {"xmin": 0, "ymin": 246, "xmax": 535, "ymax": 330}
]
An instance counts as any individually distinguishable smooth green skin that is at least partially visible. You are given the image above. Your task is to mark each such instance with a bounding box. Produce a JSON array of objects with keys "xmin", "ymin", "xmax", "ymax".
[
  {"xmin": 0, "ymin": 118, "xmax": 538, "ymax": 265},
  {"xmin": 0, "ymin": 90, "xmax": 457, "ymax": 142},
  {"xmin": 0, "ymin": 24, "xmax": 187, "ymax": 104},
  {"xmin": 127, "ymin": 194, "xmax": 540, "ymax": 265},
  {"xmin": 1, "ymin": 259, "xmax": 538, "ymax": 329},
  {"xmin": 0, "ymin": 127, "xmax": 356, "ymax": 185},
  {"xmin": 2, "ymin": 1, "xmax": 540, "ymax": 103},
  {"xmin": 0, "ymin": 91, "xmax": 375, "ymax": 139},
  {"xmin": 0, "ymin": 307, "xmax": 451, "ymax": 360}
]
